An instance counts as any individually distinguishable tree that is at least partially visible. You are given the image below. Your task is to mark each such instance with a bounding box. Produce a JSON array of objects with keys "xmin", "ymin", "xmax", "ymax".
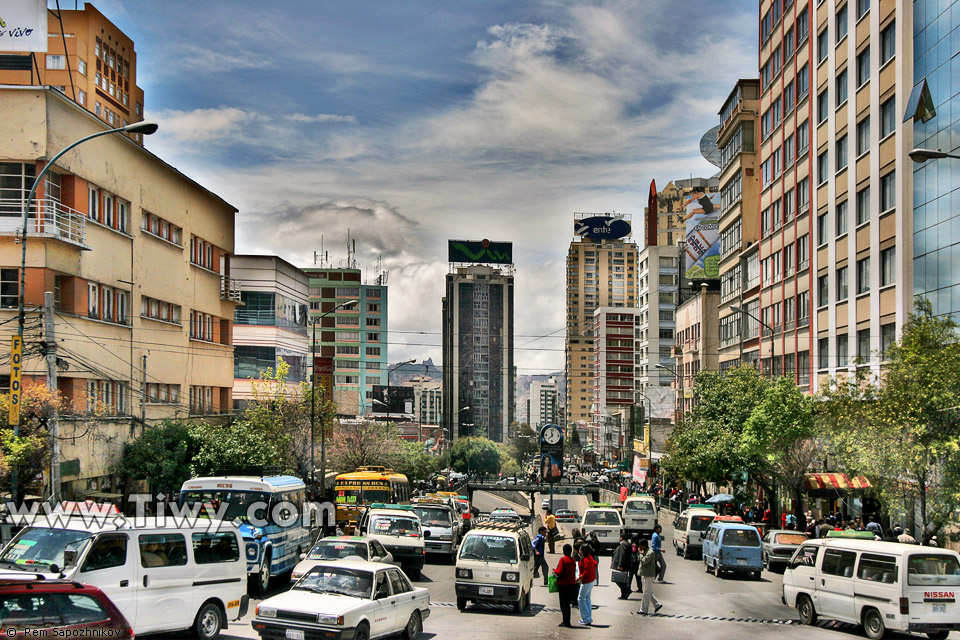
[
  {"xmin": 508, "ymin": 422, "xmax": 538, "ymax": 462},
  {"xmin": 390, "ymin": 440, "xmax": 440, "ymax": 482},
  {"xmin": 114, "ymin": 421, "xmax": 198, "ymax": 497},
  {"xmin": 190, "ymin": 420, "xmax": 290, "ymax": 476},
  {"xmin": 0, "ymin": 384, "xmax": 64, "ymax": 502},
  {"xmin": 449, "ymin": 437, "xmax": 501, "ymax": 478},
  {"xmin": 329, "ymin": 421, "xmax": 401, "ymax": 473}
]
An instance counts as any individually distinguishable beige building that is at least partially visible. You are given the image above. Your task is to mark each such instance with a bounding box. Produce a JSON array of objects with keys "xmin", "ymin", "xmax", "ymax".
[
  {"xmin": 673, "ymin": 286, "xmax": 720, "ymax": 417},
  {"xmin": 0, "ymin": 3, "xmax": 146, "ymax": 144},
  {"xmin": 0, "ymin": 87, "xmax": 237, "ymax": 499}
]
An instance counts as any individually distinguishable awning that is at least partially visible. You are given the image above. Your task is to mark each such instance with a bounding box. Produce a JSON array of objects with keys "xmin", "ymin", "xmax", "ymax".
[{"xmin": 804, "ymin": 473, "xmax": 872, "ymax": 493}]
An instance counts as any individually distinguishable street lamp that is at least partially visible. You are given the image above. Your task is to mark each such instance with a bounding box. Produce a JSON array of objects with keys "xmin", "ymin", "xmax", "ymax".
[
  {"xmin": 14, "ymin": 120, "xmax": 158, "ymax": 504},
  {"xmin": 909, "ymin": 148, "xmax": 960, "ymax": 163},
  {"xmin": 729, "ymin": 305, "xmax": 775, "ymax": 374},
  {"xmin": 311, "ymin": 298, "xmax": 358, "ymax": 498}
]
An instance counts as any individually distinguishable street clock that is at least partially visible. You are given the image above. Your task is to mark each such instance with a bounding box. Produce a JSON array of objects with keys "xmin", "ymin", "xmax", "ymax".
[{"xmin": 539, "ymin": 424, "xmax": 564, "ymax": 484}]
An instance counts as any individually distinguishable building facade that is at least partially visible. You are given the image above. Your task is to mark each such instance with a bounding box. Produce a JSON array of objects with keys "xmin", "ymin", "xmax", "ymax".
[
  {"xmin": 592, "ymin": 307, "xmax": 640, "ymax": 461},
  {"xmin": 442, "ymin": 264, "xmax": 515, "ymax": 443},
  {"xmin": 232, "ymin": 255, "xmax": 309, "ymax": 408},
  {"xmin": 403, "ymin": 374, "xmax": 442, "ymax": 430},
  {"xmin": 529, "ymin": 377, "xmax": 559, "ymax": 429},
  {"xmin": 635, "ymin": 245, "xmax": 681, "ymax": 392},
  {"xmin": 304, "ymin": 266, "xmax": 388, "ymax": 417},
  {"xmin": 673, "ymin": 287, "xmax": 720, "ymax": 416},
  {"xmin": 0, "ymin": 87, "xmax": 237, "ymax": 499}
]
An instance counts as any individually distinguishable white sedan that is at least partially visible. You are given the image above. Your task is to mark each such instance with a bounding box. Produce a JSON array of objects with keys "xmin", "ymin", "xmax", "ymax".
[
  {"xmin": 252, "ymin": 560, "xmax": 430, "ymax": 640},
  {"xmin": 291, "ymin": 536, "xmax": 395, "ymax": 580}
]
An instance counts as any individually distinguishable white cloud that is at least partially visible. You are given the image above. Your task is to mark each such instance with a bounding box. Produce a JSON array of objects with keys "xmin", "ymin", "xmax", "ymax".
[
  {"xmin": 148, "ymin": 107, "xmax": 261, "ymax": 143},
  {"xmin": 287, "ymin": 113, "xmax": 357, "ymax": 124}
]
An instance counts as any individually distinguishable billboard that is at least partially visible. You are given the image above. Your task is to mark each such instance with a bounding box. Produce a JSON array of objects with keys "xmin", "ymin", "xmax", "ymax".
[
  {"xmin": 0, "ymin": 0, "xmax": 48, "ymax": 52},
  {"xmin": 448, "ymin": 239, "xmax": 513, "ymax": 264},
  {"xmin": 574, "ymin": 214, "xmax": 631, "ymax": 241},
  {"xmin": 683, "ymin": 190, "xmax": 722, "ymax": 280},
  {"xmin": 370, "ymin": 385, "xmax": 415, "ymax": 416}
]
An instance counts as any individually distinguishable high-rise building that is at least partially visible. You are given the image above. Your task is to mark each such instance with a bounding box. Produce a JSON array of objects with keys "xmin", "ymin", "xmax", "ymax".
[
  {"xmin": 592, "ymin": 307, "xmax": 640, "ymax": 460},
  {"xmin": 231, "ymin": 255, "xmax": 310, "ymax": 408},
  {"xmin": 564, "ymin": 216, "xmax": 638, "ymax": 432},
  {"xmin": 635, "ymin": 245, "xmax": 681, "ymax": 392},
  {"xmin": 0, "ymin": 3, "xmax": 146, "ymax": 143},
  {"xmin": 403, "ymin": 374, "xmax": 443, "ymax": 431},
  {"xmin": 529, "ymin": 378, "xmax": 559, "ymax": 429},
  {"xmin": 655, "ymin": 179, "xmax": 721, "ymax": 247},
  {"xmin": 304, "ymin": 265, "xmax": 388, "ymax": 416},
  {"xmin": 442, "ymin": 264, "xmax": 515, "ymax": 443}
]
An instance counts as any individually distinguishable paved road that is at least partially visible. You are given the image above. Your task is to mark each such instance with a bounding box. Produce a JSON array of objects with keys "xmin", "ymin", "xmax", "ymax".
[{"xmin": 196, "ymin": 508, "xmax": 942, "ymax": 640}]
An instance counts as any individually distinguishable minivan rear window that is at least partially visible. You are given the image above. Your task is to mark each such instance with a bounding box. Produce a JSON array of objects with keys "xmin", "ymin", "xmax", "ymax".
[
  {"xmin": 690, "ymin": 516, "xmax": 714, "ymax": 531},
  {"xmin": 907, "ymin": 553, "xmax": 960, "ymax": 586},
  {"xmin": 624, "ymin": 501, "xmax": 654, "ymax": 514},
  {"xmin": 585, "ymin": 511, "xmax": 621, "ymax": 526},
  {"xmin": 722, "ymin": 529, "xmax": 760, "ymax": 547}
]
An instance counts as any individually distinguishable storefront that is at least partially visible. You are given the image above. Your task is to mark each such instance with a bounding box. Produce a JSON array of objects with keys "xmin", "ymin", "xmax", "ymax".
[{"xmin": 803, "ymin": 472, "xmax": 876, "ymax": 521}]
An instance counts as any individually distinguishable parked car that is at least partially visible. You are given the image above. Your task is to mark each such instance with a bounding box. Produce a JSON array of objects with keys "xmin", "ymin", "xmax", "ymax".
[
  {"xmin": 554, "ymin": 509, "xmax": 579, "ymax": 523},
  {"xmin": 253, "ymin": 560, "xmax": 430, "ymax": 640},
  {"xmin": 0, "ymin": 576, "xmax": 134, "ymax": 638},
  {"xmin": 292, "ymin": 535, "xmax": 395, "ymax": 580},
  {"xmin": 761, "ymin": 530, "xmax": 809, "ymax": 572},
  {"xmin": 702, "ymin": 522, "xmax": 763, "ymax": 579}
]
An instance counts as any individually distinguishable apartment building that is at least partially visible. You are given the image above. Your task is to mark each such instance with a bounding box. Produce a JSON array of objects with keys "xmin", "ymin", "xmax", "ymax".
[
  {"xmin": 0, "ymin": 87, "xmax": 237, "ymax": 499},
  {"xmin": 635, "ymin": 245, "xmax": 681, "ymax": 391},
  {"xmin": 565, "ymin": 217, "xmax": 638, "ymax": 432},
  {"xmin": 716, "ymin": 79, "xmax": 766, "ymax": 373},
  {"xmin": 673, "ymin": 287, "xmax": 720, "ymax": 417},
  {"xmin": 404, "ymin": 374, "xmax": 442, "ymax": 430},
  {"xmin": 529, "ymin": 377, "xmax": 559, "ymax": 429},
  {"xmin": 232, "ymin": 255, "xmax": 310, "ymax": 408},
  {"xmin": 304, "ymin": 266, "xmax": 388, "ymax": 416},
  {"xmin": 592, "ymin": 307, "xmax": 639, "ymax": 460},
  {"xmin": 0, "ymin": 3, "xmax": 146, "ymax": 143}
]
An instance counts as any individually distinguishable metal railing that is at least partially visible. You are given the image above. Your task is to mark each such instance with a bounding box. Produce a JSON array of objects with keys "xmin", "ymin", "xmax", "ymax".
[
  {"xmin": 220, "ymin": 275, "xmax": 241, "ymax": 302},
  {"xmin": 0, "ymin": 198, "xmax": 87, "ymax": 247}
]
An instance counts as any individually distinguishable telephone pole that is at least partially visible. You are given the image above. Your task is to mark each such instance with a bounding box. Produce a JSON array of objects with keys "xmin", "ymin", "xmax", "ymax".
[{"xmin": 44, "ymin": 292, "xmax": 60, "ymax": 504}]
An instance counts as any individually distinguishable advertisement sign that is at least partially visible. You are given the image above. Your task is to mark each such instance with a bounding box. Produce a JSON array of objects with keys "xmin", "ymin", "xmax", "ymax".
[
  {"xmin": 574, "ymin": 215, "xmax": 631, "ymax": 241},
  {"xmin": 448, "ymin": 239, "xmax": 513, "ymax": 265},
  {"xmin": 683, "ymin": 191, "xmax": 722, "ymax": 280},
  {"xmin": 0, "ymin": 0, "xmax": 48, "ymax": 52},
  {"xmin": 9, "ymin": 336, "xmax": 21, "ymax": 426},
  {"xmin": 313, "ymin": 356, "xmax": 334, "ymax": 436},
  {"xmin": 371, "ymin": 385, "xmax": 415, "ymax": 416},
  {"xmin": 539, "ymin": 424, "xmax": 564, "ymax": 484}
]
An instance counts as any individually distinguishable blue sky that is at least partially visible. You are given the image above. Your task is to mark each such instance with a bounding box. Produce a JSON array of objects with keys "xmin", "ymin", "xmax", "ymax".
[{"xmin": 89, "ymin": 0, "xmax": 758, "ymax": 374}]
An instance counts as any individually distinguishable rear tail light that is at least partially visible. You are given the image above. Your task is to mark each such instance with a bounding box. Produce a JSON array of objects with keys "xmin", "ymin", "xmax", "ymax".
[{"xmin": 899, "ymin": 597, "xmax": 909, "ymax": 615}]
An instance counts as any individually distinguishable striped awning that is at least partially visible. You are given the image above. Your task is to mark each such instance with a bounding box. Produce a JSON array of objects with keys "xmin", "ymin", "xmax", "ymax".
[{"xmin": 804, "ymin": 473, "xmax": 872, "ymax": 492}]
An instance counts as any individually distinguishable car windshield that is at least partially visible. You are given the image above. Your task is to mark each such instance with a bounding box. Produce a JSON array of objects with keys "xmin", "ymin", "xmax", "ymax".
[
  {"xmin": 413, "ymin": 508, "xmax": 451, "ymax": 527},
  {"xmin": 690, "ymin": 515, "xmax": 715, "ymax": 531},
  {"xmin": 585, "ymin": 511, "xmax": 620, "ymax": 525},
  {"xmin": 308, "ymin": 541, "xmax": 368, "ymax": 561},
  {"xmin": 722, "ymin": 529, "xmax": 761, "ymax": 547},
  {"xmin": 907, "ymin": 553, "xmax": 960, "ymax": 586},
  {"xmin": 459, "ymin": 535, "xmax": 518, "ymax": 564},
  {"xmin": 295, "ymin": 566, "xmax": 374, "ymax": 598},
  {"xmin": 178, "ymin": 489, "xmax": 271, "ymax": 521},
  {"xmin": 0, "ymin": 527, "xmax": 92, "ymax": 570},
  {"xmin": 624, "ymin": 501, "xmax": 654, "ymax": 514},
  {"xmin": 774, "ymin": 533, "xmax": 808, "ymax": 545},
  {"xmin": 370, "ymin": 516, "xmax": 420, "ymax": 537}
]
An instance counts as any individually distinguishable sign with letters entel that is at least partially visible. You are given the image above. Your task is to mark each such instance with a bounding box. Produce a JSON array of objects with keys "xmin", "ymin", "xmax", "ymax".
[
  {"xmin": 0, "ymin": 0, "xmax": 48, "ymax": 52},
  {"xmin": 574, "ymin": 215, "xmax": 631, "ymax": 241},
  {"xmin": 9, "ymin": 336, "xmax": 22, "ymax": 425}
]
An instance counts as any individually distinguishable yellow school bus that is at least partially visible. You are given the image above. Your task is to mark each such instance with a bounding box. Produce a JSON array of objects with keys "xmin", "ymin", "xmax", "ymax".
[{"xmin": 334, "ymin": 466, "xmax": 410, "ymax": 531}]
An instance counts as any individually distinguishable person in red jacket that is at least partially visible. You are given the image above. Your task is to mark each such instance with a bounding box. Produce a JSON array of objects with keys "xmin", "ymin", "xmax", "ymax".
[
  {"xmin": 554, "ymin": 544, "xmax": 578, "ymax": 628},
  {"xmin": 577, "ymin": 543, "xmax": 598, "ymax": 626}
]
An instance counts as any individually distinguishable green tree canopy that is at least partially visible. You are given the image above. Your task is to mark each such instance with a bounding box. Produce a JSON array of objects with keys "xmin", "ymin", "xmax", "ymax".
[
  {"xmin": 449, "ymin": 437, "xmax": 502, "ymax": 477},
  {"xmin": 115, "ymin": 421, "xmax": 198, "ymax": 496}
]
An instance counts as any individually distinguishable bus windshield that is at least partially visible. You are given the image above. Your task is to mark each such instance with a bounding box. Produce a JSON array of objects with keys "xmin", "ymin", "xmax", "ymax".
[
  {"xmin": 179, "ymin": 490, "xmax": 271, "ymax": 521},
  {"xmin": 335, "ymin": 484, "xmax": 391, "ymax": 506},
  {"xmin": 0, "ymin": 528, "xmax": 92, "ymax": 570}
]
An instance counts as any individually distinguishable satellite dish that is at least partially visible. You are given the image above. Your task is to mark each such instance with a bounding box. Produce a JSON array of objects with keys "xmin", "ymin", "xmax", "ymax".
[{"xmin": 700, "ymin": 125, "xmax": 722, "ymax": 168}]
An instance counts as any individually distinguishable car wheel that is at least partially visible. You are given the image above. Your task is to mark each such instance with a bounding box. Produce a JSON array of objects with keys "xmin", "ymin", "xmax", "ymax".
[
  {"xmin": 457, "ymin": 597, "xmax": 468, "ymax": 611},
  {"xmin": 797, "ymin": 594, "xmax": 817, "ymax": 625},
  {"xmin": 863, "ymin": 608, "xmax": 886, "ymax": 640},
  {"xmin": 354, "ymin": 622, "xmax": 370, "ymax": 640},
  {"xmin": 704, "ymin": 559, "xmax": 712, "ymax": 573},
  {"xmin": 513, "ymin": 596, "xmax": 523, "ymax": 614},
  {"xmin": 714, "ymin": 563, "xmax": 723, "ymax": 578},
  {"xmin": 192, "ymin": 602, "xmax": 222, "ymax": 640},
  {"xmin": 926, "ymin": 632, "xmax": 949, "ymax": 640},
  {"xmin": 401, "ymin": 610, "xmax": 422, "ymax": 639},
  {"xmin": 249, "ymin": 551, "xmax": 271, "ymax": 596}
]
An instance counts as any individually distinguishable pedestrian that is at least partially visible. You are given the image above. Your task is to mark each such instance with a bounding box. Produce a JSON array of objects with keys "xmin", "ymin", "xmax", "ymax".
[
  {"xmin": 532, "ymin": 526, "xmax": 549, "ymax": 586},
  {"xmin": 865, "ymin": 515, "xmax": 882, "ymax": 534},
  {"xmin": 577, "ymin": 543, "xmax": 598, "ymax": 626},
  {"xmin": 651, "ymin": 524, "xmax": 667, "ymax": 582},
  {"xmin": 636, "ymin": 539, "xmax": 663, "ymax": 615},
  {"xmin": 818, "ymin": 517, "xmax": 834, "ymax": 539},
  {"xmin": 895, "ymin": 526, "xmax": 918, "ymax": 544},
  {"xmin": 545, "ymin": 509, "xmax": 557, "ymax": 554},
  {"xmin": 629, "ymin": 535, "xmax": 643, "ymax": 593},
  {"xmin": 554, "ymin": 544, "xmax": 578, "ymax": 628},
  {"xmin": 785, "ymin": 512, "xmax": 797, "ymax": 529},
  {"xmin": 611, "ymin": 533, "xmax": 633, "ymax": 600}
]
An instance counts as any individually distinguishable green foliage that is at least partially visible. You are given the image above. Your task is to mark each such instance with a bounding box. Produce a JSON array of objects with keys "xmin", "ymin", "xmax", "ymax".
[
  {"xmin": 329, "ymin": 421, "xmax": 402, "ymax": 472},
  {"xmin": 509, "ymin": 422, "xmax": 538, "ymax": 461},
  {"xmin": 190, "ymin": 420, "xmax": 291, "ymax": 476},
  {"xmin": 449, "ymin": 437, "xmax": 502, "ymax": 476},
  {"xmin": 115, "ymin": 421, "xmax": 198, "ymax": 496},
  {"xmin": 0, "ymin": 384, "xmax": 66, "ymax": 501},
  {"xmin": 390, "ymin": 439, "xmax": 440, "ymax": 482}
]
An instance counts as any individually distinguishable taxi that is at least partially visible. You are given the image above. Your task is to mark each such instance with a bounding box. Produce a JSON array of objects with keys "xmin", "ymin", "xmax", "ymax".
[
  {"xmin": 358, "ymin": 504, "xmax": 426, "ymax": 580},
  {"xmin": 292, "ymin": 536, "xmax": 395, "ymax": 581},
  {"xmin": 580, "ymin": 503, "xmax": 624, "ymax": 551}
]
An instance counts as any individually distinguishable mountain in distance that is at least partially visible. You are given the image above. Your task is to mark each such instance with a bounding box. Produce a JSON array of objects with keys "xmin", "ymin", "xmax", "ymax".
[{"xmin": 389, "ymin": 358, "xmax": 441, "ymax": 385}]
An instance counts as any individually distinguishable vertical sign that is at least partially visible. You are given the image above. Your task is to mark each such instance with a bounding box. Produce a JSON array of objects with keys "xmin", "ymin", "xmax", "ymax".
[
  {"xmin": 9, "ymin": 336, "xmax": 22, "ymax": 425},
  {"xmin": 313, "ymin": 356, "xmax": 334, "ymax": 436}
]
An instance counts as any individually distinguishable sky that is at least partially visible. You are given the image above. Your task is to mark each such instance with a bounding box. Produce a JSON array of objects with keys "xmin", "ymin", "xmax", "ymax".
[{"xmin": 87, "ymin": 0, "xmax": 758, "ymax": 376}]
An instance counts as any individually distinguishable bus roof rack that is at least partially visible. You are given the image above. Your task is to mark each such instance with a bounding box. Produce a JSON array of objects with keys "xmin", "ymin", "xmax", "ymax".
[
  {"xmin": 211, "ymin": 465, "xmax": 282, "ymax": 478},
  {"xmin": 826, "ymin": 529, "xmax": 876, "ymax": 539},
  {"xmin": 588, "ymin": 502, "xmax": 613, "ymax": 508},
  {"xmin": 472, "ymin": 520, "xmax": 525, "ymax": 532}
]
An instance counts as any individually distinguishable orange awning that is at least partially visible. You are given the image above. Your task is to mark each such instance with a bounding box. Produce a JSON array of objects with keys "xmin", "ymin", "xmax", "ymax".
[{"xmin": 804, "ymin": 473, "xmax": 872, "ymax": 492}]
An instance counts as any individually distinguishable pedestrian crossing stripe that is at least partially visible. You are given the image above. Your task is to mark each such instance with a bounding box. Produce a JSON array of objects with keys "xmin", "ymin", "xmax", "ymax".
[{"xmin": 431, "ymin": 602, "xmax": 560, "ymax": 613}]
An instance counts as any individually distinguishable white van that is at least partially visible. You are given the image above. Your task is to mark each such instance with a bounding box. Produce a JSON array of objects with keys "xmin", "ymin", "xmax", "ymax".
[
  {"xmin": 782, "ymin": 537, "xmax": 960, "ymax": 640},
  {"xmin": 358, "ymin": 504, "xmax": 426, "ymax": 579},
  {"xmin": 0, "ymin": 515, "xmax": 248, "ymax": 639},
  {"xmin": 580, "ymin": 504, "xmax": 624, "ymax": 551},
  {"xmin": 455, "ymin": 521, "xmax": 535, "ymax": 613},
  {"xmin": 622, "ymin": 495, "xmax": 658, "ymax": 538},
  {"xmin": 672, "ymin": 505, "xmax": 716, "ymax": 559}
]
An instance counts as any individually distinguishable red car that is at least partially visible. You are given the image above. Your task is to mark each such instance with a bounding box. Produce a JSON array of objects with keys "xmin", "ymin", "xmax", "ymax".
[{"xmin": 0, "ymin": 576, "xmax": 133, "ymax": 638}]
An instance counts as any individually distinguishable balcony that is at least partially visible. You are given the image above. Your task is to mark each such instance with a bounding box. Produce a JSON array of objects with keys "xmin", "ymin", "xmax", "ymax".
[
  {"xmin": 221, "ymin": 275, "xmax": 241, "ymax": 302},
  {"xmin": 0, "ymin": 199, "xmax": 88, "ymax": 248}
]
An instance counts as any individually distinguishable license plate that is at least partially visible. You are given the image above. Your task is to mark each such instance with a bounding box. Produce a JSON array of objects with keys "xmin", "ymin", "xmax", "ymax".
[
  {"xmin": 286, "ymin": 630, "xmax": 305, "ymax": 640},
  {"xmin": 737, "ymin": 558, "xmax": 747, "ymax": 565},
  {"xmin": 933, "ymin": 604, "xmax": 946, "ymax": 613},
  {"xmin": 480, "ymin": 586, "xmax": 494, "ymax": 596},
  {"xmin": 597, "ymin": 532, "xmax": 607, "ymax": 537}
]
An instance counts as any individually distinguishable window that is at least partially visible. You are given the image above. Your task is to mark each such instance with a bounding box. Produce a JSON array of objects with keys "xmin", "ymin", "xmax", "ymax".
[
  {"xmin": 797, "ymin": 177, "xmax": 809, "ymax": 212},
  {"xmin": 367, "ymin": 332, "xmax": 380, "ymax": 341},
  {"xmin": 77, "ymin": 89, "xmax": 86, "ymax": 105},
  {"xmin": 836, "ymin": 69, "xmax": 848, "ymax": 105},
  {"xmin": 856, "ymin": 117, "xmax": 870, "ymax": 156},
  {"xmin": 142, "ymin": 212, "xmax": 183, "ymax": 245},
  {"xmin": 783, "ymin": 188, "xmax": 795, "ymax": 221},
  {"xmin": 857, "ymin": 257, "xmax": 871, "ymax": 294},
  {"xmin": 881, "ymin": 323, "xmax": 896, "ymax": 359},
  {"xmin": 857, "ymin": 553, "xmax": 897, "ymax": 582},
  {"xmin": 103, "ymin": 194, "xmax": 114, "ymax": 228},
  {"xmin": 817, "ymin": 150, "xmax": 829, "ymax": 185},
  {"xmin": 856, "ymin": 47, "xmax": 870, "ymax": 86},
  {"xmin": 837, "ymin": 333, "xmax": 849, "ymax": 366},
  {"xmin": 784, "ymin": 135, "xmax": 795, "ymax": 166},
  {"xmin": 797, "ymin": 120, "xmax": 809, "ymax": 155},
  {"xmin": 88, "ymin": 186, "xmax": 99, "ymax": 221},
  {"xmin": 762, "ymin": 207, "xmax": 772, "ymax": 236},
  {"xmin": 857, "ymin": 0, "xmax": 869, "ymax": 18},
  {"xmin": 880, "ymin": 96, "xmax": 896, "ymax": 137},
  {"xmin": 836, "ymin": 4, "xmax": 848, "ymax": 42},
  {"xmin": 880, "ymin": 21, "xmax": 895, "ymax": 64},
  {"xmin": 836, "ymin": 200, "xmax": 848, "ymax": 236},
  {"xmin": 797, "ymin": 235, "xmax": 809, "ymax": 270},
  {"xmin": 818, "ymin": 337, "xmax": 830, "ymax": 369},
  {"xmin": 818, "ymin": 212, "xmax": 830, "ymax": 246},
  {"xmin": 796, "ymin": 10, "xmax": 809, "ymax": 42},
  {"xmin": 80, "ymin": 535, "xmax": 126, "ymax": 573},
  {"xmin": 366, "ymin": 346, "xmax": 381, "ymax": 356},
  {"xmin": 192, "ymin": 532, "xmax": 239, "ymax": 564},
  {"xmin": 880, "ymin": 247, "xmax": 896, "ymax": 286},
  {"xmin": 821, "ymin": 549, "xmax": 856, "ymax": 577},
  {"xmin": 817, "ymin": 29, "xmax": 830, "ymax": 63},
  {"xmin": 46, "ymin": 55, "xmax": 66, "ymax": 69},
  {"xmin": 856, "ymin": 186, "xmax": 870, "ymax": 225},
  {"xmin": 818, "ymin": 274, "xmax": 829, "ymax": 307},
  {"xmin": 87, "ymin": 282, "xmax": 98, "ymax": 318},
  {"xmin": 857, "ymin": 328, "xmax": 871, "ymax": 360},
  {"xmin": 796, "ymin": 64, "xmax": 809, "ymax": 100},
  {"xmin": 139, "ymin": 533, "xmax": 187, "ymax": 567},
  {"xmin": 836, "ymin": 135, "xmax": 848, "ymax": 170},
  {"xmin": 77, "ymin": 58, "xmax": 87, "ymax": 76},
  {"xmin": 836, "ymin": 266, "xmax": 849, "ymax": 301},
  {"xmin": 784, "ymin": 29, "xmax": 795, "ymax": 60},
  {"xmin": 798, "ymin": 291, "xmax": 810, "ymax": 325},
  {"xmin": 880, "ymin": 171, "xmax": 896, "ymax": 211},
  {"xmin": 0, "ymin": 269, "xmax": 18, "ymax": 309},
  {"xmin": 817, "ymin": 89, "xmax": 829, "ymax": 123}
]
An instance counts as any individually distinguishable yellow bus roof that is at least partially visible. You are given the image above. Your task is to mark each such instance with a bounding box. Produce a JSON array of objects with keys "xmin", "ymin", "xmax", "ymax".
[{"xmin": 335, "ymin": 470, "xmax": 408, "ymax": 481}]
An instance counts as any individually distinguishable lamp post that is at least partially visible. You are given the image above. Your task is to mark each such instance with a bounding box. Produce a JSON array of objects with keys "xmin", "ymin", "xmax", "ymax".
[
  {"xmin": 311, "ymin": 298, "xmax": 357, "ymax": 498},
  {"xmin": 384, "ymin": 358, "xmax": 416, "ymax": 422},
  {"xmin": 14, "ymin": 120, "xmax": 158, "ymax": 504},
  {"xmin": 908, "ymin": 148, "xmax": 960, "ymax": 163},
  {"xmin": 729, "ymin": 305, "xmax": 775, "ymax": 375}
]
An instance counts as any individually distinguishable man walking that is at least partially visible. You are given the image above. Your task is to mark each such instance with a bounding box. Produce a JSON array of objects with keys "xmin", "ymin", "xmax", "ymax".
[
  {"xmin": 637, "ymin": 539, "xmax": 663, "ymax": 615},
  {"xmin": 532, "ymin": 526, "xmax": 549, "ymax": 586},
  {"xmin": 545, "ymin": 508, "xmax": 557, "ymax": 554},
  {"xmin": 611, "ymin": 533, "xmax": 633, "ymax": 600},
  {"xmin": 651, "ymin": 524, "xmax": 667, "ymax": 582}
]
